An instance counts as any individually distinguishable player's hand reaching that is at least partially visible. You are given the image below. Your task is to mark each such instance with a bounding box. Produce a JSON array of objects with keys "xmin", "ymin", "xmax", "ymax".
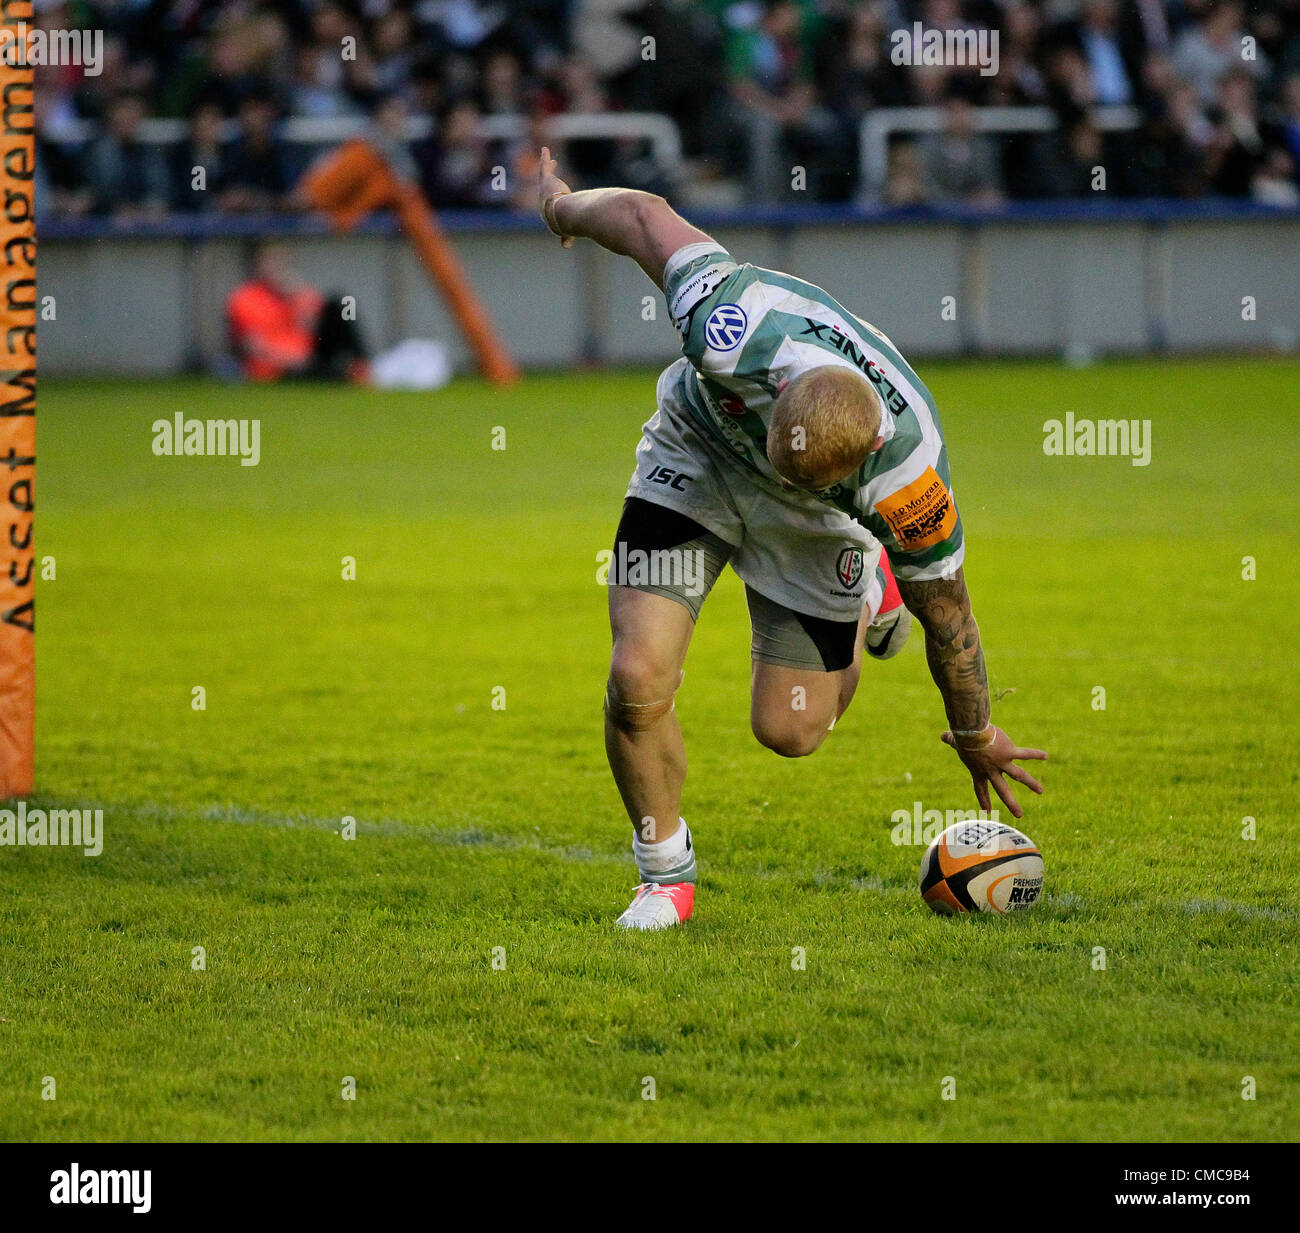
[
  {"xmin": 941, "ymin": 725, "xmax": 1046, "ymax": 819},
  {"xmin": 538, "ymin": 146, "xmax": 574, "ymax": 249}
]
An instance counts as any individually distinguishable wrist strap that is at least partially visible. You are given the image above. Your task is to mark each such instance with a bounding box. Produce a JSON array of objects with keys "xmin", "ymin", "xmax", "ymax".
[
  {"xmin": 541, "ymin": 191, "xmax": 569, "ymax": 237},
  {"xmin": 953, "ymin": 722, "xmax": 995, "ymax": 750}
]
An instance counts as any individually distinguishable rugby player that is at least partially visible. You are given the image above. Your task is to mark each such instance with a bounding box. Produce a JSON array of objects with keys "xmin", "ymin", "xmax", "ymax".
[{"xmin": 537, "ymin": 149, "xmax": 1047, "ymax": 931}]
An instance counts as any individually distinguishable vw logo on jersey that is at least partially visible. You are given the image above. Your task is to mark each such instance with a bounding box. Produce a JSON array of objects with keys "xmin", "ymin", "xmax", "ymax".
[{"xmin": 704, "ymin": 303, "xmax": 748, "ymax": 351}]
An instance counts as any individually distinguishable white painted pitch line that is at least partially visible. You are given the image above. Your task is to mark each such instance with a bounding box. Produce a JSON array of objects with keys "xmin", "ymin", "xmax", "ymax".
[{"xmin": 33, "ymin": 798, "xmax": 1297, "ymax": 922}]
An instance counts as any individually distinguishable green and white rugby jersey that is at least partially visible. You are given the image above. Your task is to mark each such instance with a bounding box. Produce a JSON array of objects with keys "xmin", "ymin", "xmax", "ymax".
[{"xmin": 662, "ymin": 242, "xmax": 964, "ymax": 582}]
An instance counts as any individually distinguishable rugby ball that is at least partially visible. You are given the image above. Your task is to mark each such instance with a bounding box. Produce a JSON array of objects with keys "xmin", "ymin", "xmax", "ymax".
[{"xmin": 919, "ymin": 820, "xmax": 1043, "ymax": 915}]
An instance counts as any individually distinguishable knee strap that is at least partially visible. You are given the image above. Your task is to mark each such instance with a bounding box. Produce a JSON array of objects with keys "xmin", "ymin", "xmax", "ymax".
[{"xmin": 603, "ymin": 672, "xmax": 683, "ymax": 733}]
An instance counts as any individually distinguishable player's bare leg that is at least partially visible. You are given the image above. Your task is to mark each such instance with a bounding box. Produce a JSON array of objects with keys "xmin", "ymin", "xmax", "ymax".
[
  {"xmin": 606, "ymin": 586, "xmax": 699, "ymax": 929},
  {"xmin": 745, "ymin": 581, "xmax": 876, "ymax": 757},
  {"xmin": 605, "ymin": 586, "xmax": 693, "ymax": 837},
  {"xmin": 746, "ymin": 555, "xmax": 917, "ymax": 755},
  {"xmin": 749, "ymin": 648, "xmax": 862, "ymax": 758}
]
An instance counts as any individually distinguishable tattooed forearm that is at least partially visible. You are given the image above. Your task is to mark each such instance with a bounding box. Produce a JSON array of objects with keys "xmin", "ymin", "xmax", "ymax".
[{"xmin": 896, "ymin": 567, "xmax": 989, "ymax": 733}]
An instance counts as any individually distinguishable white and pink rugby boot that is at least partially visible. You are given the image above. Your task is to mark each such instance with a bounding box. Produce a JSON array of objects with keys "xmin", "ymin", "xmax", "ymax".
[{"xmin": 615, "ymin": 882, "xmax": 695, "ymax": 931}]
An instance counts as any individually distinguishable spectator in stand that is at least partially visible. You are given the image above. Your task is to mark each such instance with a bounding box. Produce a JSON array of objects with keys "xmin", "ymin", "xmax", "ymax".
[
  {"xmin": 222, "ymin": 92, "xmax": 291, "ymax": 212},
  {"xmin": 1124, "ymin": 0, "xmax": 1174, "ymax": 61},
  {"xmin": 37, "ymin": 135, "xmax": 94, "ymax": 219},
  {"xmin": 823, "ymin": 3, "xmax": 910, "ymax": 122},
  {"xmin": 1040, "ymin": 114, "xmax": 1109, "ymax": 198},
  {"xmin": 409, "ymin": 57, "xmax": 447, "ymax": 121},
  {"xmin": 1282, "ymin": 75, "xmax": 1300, "ymax": 185},
  {"xmin": 1130, "ymin": 89, "xmax": 1209, "ymax": 198},
  {"xmin": 416, "ymin": 98, "xmax": 504, "ymax": 209},
  {"xmin": 288, "ymin": 4, "xmax": 358, "ymax": 114},
  {"xmin": 1166, "ymin": 79, "xmax": 1215, "ymax": 193},
  {"xmin": 1135, "ymin": 49, "xmax": 1177, "ymax": 113},
  {"xmin": 1172, "ymin": 2, "xmax": 1266, "ymax": 106},
  {"xmin": 373, "ymin": 9, "xmax": 417, "ymax": 98},
  {"xmin": 1073, "ymin": 0, "xmax": 1137, "ymax": 106},
  {"xmin": 1044, "ymin": 44, "xmax": 1099, "ymax": 114},
  {"xmin": 1252, "ymin": 147, "xmax": 1300, "ymax": 206},
  {"xmin": 423, "ymin": 0, "xmax": 510, "ymax": 55},
  {"xmin": 201, "ymin": 21, "xmax": 280, "ymax": 117},
  {"xmin": 290, "ymin": 45, "xmax": 357, "ymax": 119},
  {"xmin": 1167, "ymin": 79, "xmax": 1214, "ymax": 151},
  {"xmin": 171, "ymin": 101, "xmax": 230, "ymax": 213},
  {"xmin": 504, "ymin": 108, "xmax": 559, "ymax": 211},
  {"xmin": 916, "ymin": 0, "xmax": 993, "ymax": 102},
  {"xmin": 35, "ymin": 9, "xmax": 97, "ymax": 221},
  {"xmin": 994, "ymin": 2, "xmax": 1052, "ymax": 196},
  {"xmin": 820, "ymin": 0, "xmax": 916, "ymax": 200},
  {"xmin": 616, "ymin": 0, "xmax": 730, "ymax": 174},
  {"xmin": 883, "ymin": 138, "xmax": 929, "ymax": 206},
  {"xmin": 550, "ymin": 53, "xmax": 617, "ymax": 184},
  {"xmin": 1205, "ymin": 68, "xmax": 1279, "ymax": 198},
  {"xmin": 31, "ymin": 2, "xmax": 91, "ymax": 142},
  {"xmin": 480, "ymin": 49, "xmax": 528, "ymax": 118},
  {"xmin": 77, "ymin": 33, "xmax": 152, "ymax": 122},
  {"xmin": 919, "ymin": 87, "xmax": 1004, "ymax": 206},
  {"xmin": 988, "ymin": 1, "xmax": 1048, "ymax": 107},
  {"xmin": 725, "ymin": 0, "xmax": 839, "ymax": 203},
  {"xmin": 554, "ymin": 52, "xmax": 608, "ymax": 116},
  {"xmin": 85, "ymin": 92, "xmax": 171, "ymax": 220},
  {"xmin": 226, "ymin": 242, "xmax": 368, "ymax": 383},
  {"xmin": 369, "ymin": 92, "xmax": 421, "ymax": 186}
]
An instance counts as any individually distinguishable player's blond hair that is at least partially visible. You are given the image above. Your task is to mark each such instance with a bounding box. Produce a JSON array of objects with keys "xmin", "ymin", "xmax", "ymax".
[{"xmin": 767, "ymin": 366, "xmax": 882, "ymax": 488}]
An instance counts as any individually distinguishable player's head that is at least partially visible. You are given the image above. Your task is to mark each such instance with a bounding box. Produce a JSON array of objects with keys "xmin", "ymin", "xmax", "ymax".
[
  {"xmin": 767, "ymin": 366, "xmax": 884, "ymax": 491},
  {"xmin": 250, "ymin": 241, "xmax": 293, "ymax": 291}
]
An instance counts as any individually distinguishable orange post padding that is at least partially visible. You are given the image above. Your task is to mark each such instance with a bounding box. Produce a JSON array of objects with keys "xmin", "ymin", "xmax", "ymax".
[
  {"xmin": 298, "ymin": 140, "xmax": 519, "ymax": 385},
  {"xmin": 0, "ymin": 4, "xmax": 36, "ymax": 797}
]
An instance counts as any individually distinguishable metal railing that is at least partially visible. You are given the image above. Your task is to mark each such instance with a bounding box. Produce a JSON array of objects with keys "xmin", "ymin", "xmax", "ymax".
[
  {"xmin": 45, "ymin": 110, "xmax": 684, "ymax": 175},
  {"xmin": 49, "ymin": 103, "xmax": 1157, "ymax": 202},
  {"xmin": 858, "ymin": 104, "xmax": 1143, "ymax": 200}
]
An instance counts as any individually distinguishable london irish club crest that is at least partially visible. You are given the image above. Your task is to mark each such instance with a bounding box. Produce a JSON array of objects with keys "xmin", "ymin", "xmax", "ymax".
[{"xmin": 836, "ymin": 546, "xmax": 864, "ymax": 589}]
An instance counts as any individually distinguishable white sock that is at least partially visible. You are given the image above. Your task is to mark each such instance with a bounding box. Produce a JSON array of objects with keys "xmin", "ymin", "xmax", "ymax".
[{"xmin": 633, "ymin": 820, "xmax": 696, "ymax": 884}]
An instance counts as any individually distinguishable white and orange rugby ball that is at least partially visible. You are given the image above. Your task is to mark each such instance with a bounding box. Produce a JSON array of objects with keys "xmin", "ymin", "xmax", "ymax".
[{"xmin": 919, "ymin": 820, "xmax": 1044, "ymax": 915}]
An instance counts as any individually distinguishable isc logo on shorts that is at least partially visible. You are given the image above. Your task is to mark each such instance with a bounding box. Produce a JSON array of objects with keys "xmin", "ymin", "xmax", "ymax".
[
  {"xmin": 646, "ymin": 464, "xmax": 690, "ymax": 491},
  {"xmin": 704, "ymin": 304, "xmax": 748, "ymax": 351}
]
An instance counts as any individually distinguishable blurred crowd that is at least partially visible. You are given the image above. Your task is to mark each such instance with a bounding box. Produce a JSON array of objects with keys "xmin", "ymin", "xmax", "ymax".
[{"xmin": 34, "ymin": 0, "xmax": 1300, "ymax": 220}]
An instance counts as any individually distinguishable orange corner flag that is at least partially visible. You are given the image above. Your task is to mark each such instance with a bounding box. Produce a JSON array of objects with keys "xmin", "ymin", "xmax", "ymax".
[{"xmin": 298, "ymin": 140, "xmax": 518, "ymax": 386}]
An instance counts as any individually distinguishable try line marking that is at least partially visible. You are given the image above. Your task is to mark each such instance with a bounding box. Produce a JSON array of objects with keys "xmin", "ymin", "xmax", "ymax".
[{"xmin": 18, "ymin": 797, "xmax": 1292, "ymax": 924}]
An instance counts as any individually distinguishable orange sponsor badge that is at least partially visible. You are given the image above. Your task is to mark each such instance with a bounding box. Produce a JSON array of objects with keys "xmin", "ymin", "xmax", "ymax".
[{"xmin": 873, "ymin": 467, "xmax": 956, "ymax": 551}]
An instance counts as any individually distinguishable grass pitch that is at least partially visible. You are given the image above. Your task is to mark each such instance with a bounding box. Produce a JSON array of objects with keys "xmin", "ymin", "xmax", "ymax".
[{"xmin": 2, "ymin": 358, "xmax": 1296, "ymax": 1141}]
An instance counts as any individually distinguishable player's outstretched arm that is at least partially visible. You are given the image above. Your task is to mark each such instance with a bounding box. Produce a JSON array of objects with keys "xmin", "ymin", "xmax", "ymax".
[
  {"xmin": 536, "ymin": 146, "xmax": 713, "ymax": 289},
  {"xmin": 897, "ymin": 568, "xmax": 1047, "ymax": 818}
]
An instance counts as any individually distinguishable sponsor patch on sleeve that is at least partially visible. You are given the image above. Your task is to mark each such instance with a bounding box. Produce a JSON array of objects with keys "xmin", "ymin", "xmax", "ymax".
[
  {"xmin": 872, "ymin": 466, "xmax": 956, "ymax": 551},
  {"xmin": 668, "ymin": 261, "xmax": 733, "ymax": 328}
]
